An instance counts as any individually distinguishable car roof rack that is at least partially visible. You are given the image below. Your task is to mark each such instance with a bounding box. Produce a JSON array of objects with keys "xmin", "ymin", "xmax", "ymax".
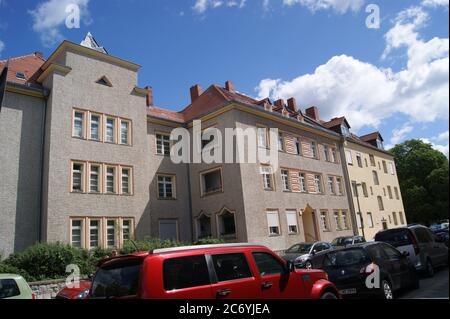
[{"xmin": 150, "ymin": 243, "xmax": 266, "ymax": 254}]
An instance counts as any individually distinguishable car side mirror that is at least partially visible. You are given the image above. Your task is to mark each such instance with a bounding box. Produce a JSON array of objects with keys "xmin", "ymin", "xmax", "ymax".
[{"xmin": 286, "ymin": 260, "xmax": 296, "ymax": 273}]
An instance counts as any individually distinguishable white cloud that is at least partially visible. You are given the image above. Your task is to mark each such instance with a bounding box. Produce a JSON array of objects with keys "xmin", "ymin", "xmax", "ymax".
[
  {"xmin": 282, "ymin": 0, "xmax": 364, "ymax": 14},
  {"xmin": 29, "ymin": 0, "xmax": 90, "ymax": 47},
  {"xmin": 420, "ymin": 137, "xmax": 449, "ymax": 157},
  {"xmin": 422, "ymin": 0, "xmax": 449, "ymax": 8},
  {"xmin": 0, "ymin": 40, "xmax": 4, "ymax": 56},
  {"xmin": 255, "ymin": 6, "xmax": 449, "ymax": 132},
  {"xmin": 435, "ymin": 130, "xmax": 449, "ymax": 142},
  {"xmin": 193, "ymin": 0, "xmax": 246, "ymax": 13},
  {"xmin": 386, "ymin": 123, "xmax": 414, "ymax": 149}
]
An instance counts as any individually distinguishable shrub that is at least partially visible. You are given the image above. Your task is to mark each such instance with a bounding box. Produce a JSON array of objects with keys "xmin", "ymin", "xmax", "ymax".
[
  {"xmin": 194, "ymin": 237, "xmax": 225, "ymax": 245},
  {"xmin": 0, "ymin": 263, "xmax": 35, "ymax": 282},
  {"xmin": 120, "ymin": 238, "xmax": 185, "ymax": 255}
]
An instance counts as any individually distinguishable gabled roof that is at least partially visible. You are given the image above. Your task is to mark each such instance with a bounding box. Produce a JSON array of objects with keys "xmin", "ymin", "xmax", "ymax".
[
  {"xmin": 360, "ymin": 131, "xmax": 384, "ymax": 142},
  {"xmin": 323, "ymin": 116, "xmax": 351, "ymax": 129},
  {"xmin": 346, "ymin": 133, "xmax": 392, "ymax": 156},
  {"xmin": 0, "ymin": 53, "xmax": 45, "ymax": 86}
]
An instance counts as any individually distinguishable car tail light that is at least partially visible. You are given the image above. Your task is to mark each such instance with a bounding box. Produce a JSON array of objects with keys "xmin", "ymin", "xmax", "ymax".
[{"xmin": 32, "ymin": 293, "xmax": 36, "ymax": 300}]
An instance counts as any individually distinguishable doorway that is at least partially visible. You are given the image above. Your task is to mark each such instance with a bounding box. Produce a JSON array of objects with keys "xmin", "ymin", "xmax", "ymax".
[{"xmin": 302, "ymin": 205, "xmax": 319, "ymax": 242}]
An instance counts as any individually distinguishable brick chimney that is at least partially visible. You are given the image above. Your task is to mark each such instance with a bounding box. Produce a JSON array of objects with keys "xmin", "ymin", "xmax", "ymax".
[
  {"xmin": 305, "ymin": 106, "xmax": 320, "ymax": 121},
  {"xmin": 287, "ymin": 98, "xmax": 297, "ymax": 112},
  {"xmin": 274, "ymin": 99, "xmax": 285, "ymax": 108},
  {"xmin": 145, "ymin": 86, "xmax": 153, "ymax": 107},
  {"xmin": 190, "ymin": 84, "xmax": 203, "ymax": 103},
  {"xmin": 225, "ymin": 80, "xmax": 235, "ymax": 92}
]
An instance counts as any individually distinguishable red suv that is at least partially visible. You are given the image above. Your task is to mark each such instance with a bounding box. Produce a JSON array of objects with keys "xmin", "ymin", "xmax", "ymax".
[{"xmin": 89, "ymin": 244, "xmax": 339, "ymax": 299}]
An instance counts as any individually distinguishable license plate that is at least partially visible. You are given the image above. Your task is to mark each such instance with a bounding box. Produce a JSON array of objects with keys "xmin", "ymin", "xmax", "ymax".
[{"xmin": 339, "ymin": 288, "xmax": 357, "ymax": 295}]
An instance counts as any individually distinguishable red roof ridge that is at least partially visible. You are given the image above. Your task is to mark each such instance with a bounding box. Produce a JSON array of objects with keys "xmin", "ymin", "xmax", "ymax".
[{"xmin": 0, "ymin": 53, "xmax": 45, "ymax": 64}]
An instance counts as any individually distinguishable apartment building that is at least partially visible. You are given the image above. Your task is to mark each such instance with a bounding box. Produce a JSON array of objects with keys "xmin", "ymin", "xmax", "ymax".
[
  {"xmin": 323, "ymin": 117, "xmax": 407, "ymax": 240},
  {"xmin": 3, "ymin": 34, "xmax": 408, "ymax": 256}
]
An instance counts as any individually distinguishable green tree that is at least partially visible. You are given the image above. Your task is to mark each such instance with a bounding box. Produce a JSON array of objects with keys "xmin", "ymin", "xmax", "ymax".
[{"xmin": 390, "ymin": 139, "xmax": 449, "ymax": 225}]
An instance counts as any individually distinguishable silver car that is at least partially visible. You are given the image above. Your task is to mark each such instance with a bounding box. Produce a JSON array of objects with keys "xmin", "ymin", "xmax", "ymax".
[
  {"xmin": 375, "ymin": 225, "xmax": 448, "ymax": 277},
  {"xmin": 281, "ymin": 242, "xmax": 333, "ymax": 269}
]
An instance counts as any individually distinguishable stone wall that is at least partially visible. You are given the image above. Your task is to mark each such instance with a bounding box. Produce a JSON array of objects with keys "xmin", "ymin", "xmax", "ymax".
[{"xmin": 29, "ymin": 279, "xmax": 67, "ymax": 299}]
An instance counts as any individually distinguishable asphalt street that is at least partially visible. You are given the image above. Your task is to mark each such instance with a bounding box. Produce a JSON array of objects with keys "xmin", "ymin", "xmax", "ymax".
[{"xmin": 398, "ymin": 266, "xmax": 449, "ymax": 299}]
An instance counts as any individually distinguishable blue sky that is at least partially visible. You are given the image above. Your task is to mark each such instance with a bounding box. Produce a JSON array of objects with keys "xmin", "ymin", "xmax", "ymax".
[{"xmin": 0, "ymin": 0, "xmax": 448, "ymax": 155}]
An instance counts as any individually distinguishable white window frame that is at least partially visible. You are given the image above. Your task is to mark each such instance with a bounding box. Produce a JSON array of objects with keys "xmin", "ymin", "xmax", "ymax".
[
  {"xmin": 70, "ymin": 218, "xmax": 85, "ymax": 248},
  {"xmin": 105, "ymin": 117, "xmax": 116, "ymax": 143},
  {"xmin": 299, "ymin": 172, "xmax": 307, "ymax": 193},
  {"xmin": 120, "ymin": 167, "xmax": 132, "ymax": 195},
  {"xmin": 257, "ymin": 125, "xmax": 268, "ymax": 148},
  {"xmin": 327, "ymin": 176, "xmax": 336, "ymax": 195},
  {"xmin": 120, "ymin": 119, "xmax": 131, "ymax": 145},
  {"xmin": 320, "ymin": 211, "xmax": 330, "ymax": 231},
  {"xmin": 367, "ymin": 213, "xmax": 374, "ymax": 228},
  {"xmin": 105, "ymin": 166, "xmax": 117, "ymax": 194},
  {"xmin": 261, "ymin": 166, "xmax": 274, "ymax": 191},
  {"xmin": 267, "ymin": 210, "xmax": 281, "ymax": 236},
  {"xmin": 71, "ymin": 161, "xmax": 85, "ymax": 193},
  {"xmin": 88, "ymin": 219, "xmax": 102, "ymax": 249},
  {"xmin": 89, "ymin": 113, "xmax": 102, "ymax": 141},
  {"xmin": 281, "ymin": 169, "xmax": 290, "ymax": 191},
  {"xmin": 106, "ymin": 219, "xmax": 118, "ymax": 248},
  {"xmin": 346, "ymin": 150, "xmax": 353, "ymax": 165},
  {"xmin": 156, "ymin": 133, "xmax": 171, "ymax": 156},
  {"xmin": 334, "ymin": 211, "xmax": 341, "ymax": 230},
  {"xmin": 286, "ymin": 210, "xmax": 299, "ymax": 234},
  {"xmin": 314, "ymin": 174, "xmax": 323, "ymax": 194},
  {"xmin": 89, "ymin": 163, "xmax": 101, "ymax": 193},
  {"xmin": 73, "ymin": 110, "xmax": 86, "ymax": 139},
  {"xmin": 157, "ymin": 174, "xmax": 176, "ymax": 199}
]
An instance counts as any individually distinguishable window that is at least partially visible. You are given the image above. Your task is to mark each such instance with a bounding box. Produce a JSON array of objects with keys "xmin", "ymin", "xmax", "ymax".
[
  {"xmin": 163, "ymin": 256, "xmax": 210, "ymax": 291},
  {"xmin": 383, "ymin": 188, "xmax": 386, "ymax": 196},
  {"xmin": 394, "ymin": 187, "xmax": 400, "ymax": 200},
  {"xmin": 211, "ymin": 254, "xmax": 252, "ymax": 282},
  {"xmin": 314, "ymin": 175, "xmax": 323, "ymax": 193},
  {"xmin": 393, "ymin": 212, "xmax": 398, "ymax": 226},
  {"xmin": 361, "ymin": 182, "xmax": 368, "ymax": 197},
  {"xmin": 311, "ymin": 141, "xmax": 318, "ymax": 158},
  {"xmin": 370, "ymin": 186, "xmax": 374, "ymax": 196},
  {"xmin": 278, "ymin": 133, "xmax": 284, "ymax": 151},
  {"xmin": 331, "ymin": 148, "xmax": 338, "ymax": 163},
  {"xmin": 334, "ymin": 212, "xmax": 341, "ymax": 230},
  {"xmin": 252, "ymin": 252, "xmax": 285, "ymax": 276},
  {"xmin": 72, "ymin": 162, "xmax": 85, "ymax": 192},
  {"xmin": 71, "ymin": 219, "xmax": 84, "ymax": 248},
  {"xmin": 341, "ymin": 211, "xmax": 350, "ymax": 229},
  {"xmin": 351, "ymin": 181, "xmax": 358, "ymax": 197},
  {"xmin": 387, "ymin": 186, "xmax": 393, "ymax": 199},
  {"xmin": 158, "ymin": 175, "xmax": 174, "ymax": 199},
  {"xmin": 106, "ymin": 166, "xmax": 116, "ymax": 194},
  {"xmin": 323, "ymin": 145, "xmax": 330, "ymax": 162},
  {"xmin": 377, "ymin": 196, "xmax": 385, "ymax": 211},
  {"xmin": 156, "ymin": 133, "xmax": 170, "ymax": 155},
  {"xmin": 90, "ymin": 114, "xmax": 101, "ymax": 140},
  {"xmin": 281, "ymin": 170, "xmax": 290, "ymax": 191},
  {"xmin": 121, "ymin": 168, "xmax": 131, "ymax": 195},
  {"xmin": 267, "ymin": 211, "xmax": 280, "ymax": 236},
  {"xmin": 197, "ymin": 214, "xmax": 212, "ymax": 239},
  {"xmin": 320, "ymin": 211, "xmax": 329, "ymax": 231},
  {"xmin": 286, "ymin": 211, "xmax": 298, "ymax": 234},
  {"xmin": 383, "ymin": 161, "xmax": 388, "ymax": 174},
  {"xmin": 369, "ymin": 154, "xmax": 376, "ymax": 166},
  {"xmin": 356, "ymin": 212, "xmax": 363, "ymax": 229},
  {"xmin": 372, "ymin": 170, "xmax": 379, "ymax": 185},
  {"xmin": 341, "ymin": 124, "xmax": 350, "ymax": 136},
  {"xmin": 346, "ymin": 150, "xmax": 353, "ymax": 165},
  {"xmin": 377, "ymin": 139, "xmax": 384, "ymax": 150},
  {"xmin": 327, "ymin": 177, "xmax": 335, "ymax": 195},
  {"xmin": 89, "ymin": 220, "xmax": 100, "ymax": 248},
  {"xmin": 218, "ymin": 210, "xmax": 236, "ymax": 237},
  {"xmin": 0, "ymin": 279, "xmax": 21, "ymax": 299},
  {"xmin": 389, "ymin": 162, "xmax": 396, "ymax": 175},
  {"xmin": 159, "ymin": 219, "xmax": 178, "ymax": 240},
  {"xmin": 106, "ymin": 220, "xmax": 117, "ymax": 247},
  {"xmin": 367, "ymin": 213, "xmax": 374, "ymax": 228},
  {"xmin": 381, "ymin": 244, "xmax": 402, "ymax": 261},
  {"xmin": 15, "ymin": 72, "xmax": 26, "ymax": 80},
  {"xmin": 122, "ymin": 219, "xmax": 132, "ymax": 241},
  {"xmin": 105, "ymin": 117, "xmax": 116, "ymax": 143},
  {"xmin": 261, "ymin": 166, "xmax": 273, "ymax": 190},
  {"xmin": 294, "ymin": 137, "xmax": 301, "ymax": 155},
  {"xmin": 201, "ymin": 168, "xmax": 222, "ymax": 195},
  {"xmin": 399, "ymin": 212, "xmax": 405, "ymax": 225},
  {"xmin": 336, "ymin": 177, "xmax": 343, "ymax": 195},
  {"xmin": 365, "ymin": 158, "xmax": 368, "ymax": 167},
  {"xmin": 73, "ymin": 111, "xmax": 85, "ymax": 138},
  {"xmin": 299, "ymin": 173, "xmax": 307, "ymax": 193},
  {"xmin": 120, "ymin": 120, "xmax": 130, "ymax": 145},
  {"xmin": 356, "ymin": 153, "xmax": 363, "ymax": 168},
  {"xmin": 257, "ymin": 126, "xmax": 268, "ymax": 148},
  {"xmin": 89, "ymin": 164, "xmax": 100, "ymax": 193}
]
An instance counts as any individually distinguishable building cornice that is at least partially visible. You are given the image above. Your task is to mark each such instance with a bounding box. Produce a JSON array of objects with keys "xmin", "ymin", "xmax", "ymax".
[
  {"xmin": 6, "ymin": 82, "xmax": 48, "ymax": 99},
  {"xmin": 37, "ymin": 63, "xmax": 72, "ymax": 83},
  {"xmin": 345, "ymin": 137, "xmax": 394, "ymax": 158}
]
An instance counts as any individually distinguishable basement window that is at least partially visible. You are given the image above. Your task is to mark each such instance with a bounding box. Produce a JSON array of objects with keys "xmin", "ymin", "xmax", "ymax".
[{"xmin": 201, "ymin": 168, "xmax": 223, "ymax": 196}]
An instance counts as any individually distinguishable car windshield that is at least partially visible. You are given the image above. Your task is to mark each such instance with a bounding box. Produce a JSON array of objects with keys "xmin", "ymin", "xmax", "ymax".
[
  {"xmin": 286, "ymin": 244, "xmax": 313, "ymax": 254},
  {"xmin": 91, "ymin": 258, "xmax": 142, "ymax": 298},
  {"xmin": 331, "ymin": 238, "xmax": 351, "ymax": 246},
  {"xmin": 375, "ymin": 229, "xmax": 411, "ymax": 247},
  {"xmin": 325, "ymin": 249, "xmax": 370, "ymax": 267}
]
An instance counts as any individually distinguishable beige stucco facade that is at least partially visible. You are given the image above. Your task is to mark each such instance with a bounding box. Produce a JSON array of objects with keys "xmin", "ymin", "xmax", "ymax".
[{"xmin": 344, "ymin": 139, "xmax": 407, "ymax": 240}]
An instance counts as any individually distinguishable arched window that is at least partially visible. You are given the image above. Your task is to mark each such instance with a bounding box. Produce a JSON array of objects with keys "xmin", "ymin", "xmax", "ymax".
[
  {"xmin": 217, "ymin": 208, "xmax": 236, "ymax": 238},
  {"xmin": 196, "ymin": 213, "xmax": 212, "ymax": 239}
]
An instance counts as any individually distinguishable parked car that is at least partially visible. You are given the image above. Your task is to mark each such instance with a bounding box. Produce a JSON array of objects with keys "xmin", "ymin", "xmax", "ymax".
[
  {"xmin": 433, "ymin": 230, "xmax": 449, "ymax": 247},
  {"xmin": 0, "ymin": 274, "xmax": 35, "ymax": 299},
  {"xmin": 55, "ymin": 280, "xmax": 91, "ymax": 299},
  {"xmin": 374, "ymin": 225, "xmax": 448, "ymax": 277},
  {"xmin": 311, "ymin": 242, "xmax": 419, "ymax": 299},
  {"xmin": 331, "ymin": 236, "xmax": 366, "ymax": 248},
  {"xmin": 281, "ymin": 242, "xmax": 333, "ymax": 269},
  {"xmin": 89, "ymin": 243, "xmax": 340, "ymax": 299}
]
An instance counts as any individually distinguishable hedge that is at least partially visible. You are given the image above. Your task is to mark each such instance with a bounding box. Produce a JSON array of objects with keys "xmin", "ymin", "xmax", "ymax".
[{"xmin": 2, "ymin": 238, "xmax": 224, "ymax": 281}]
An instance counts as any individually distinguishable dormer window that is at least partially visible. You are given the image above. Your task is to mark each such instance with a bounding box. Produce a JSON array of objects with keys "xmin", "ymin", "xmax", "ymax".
[
  {"xmin": 341, "ymin": 124, "xmax": 350, "ymax": 136},
  {"xmin": 16, "ymin": 72, "xmax": 26, "ymax": 80},
  {"xmin": 264, "ymin": 103, "xmax": 273, "ymax": 112},
  {"xmin": 377, "ymin": 139, "xmax": 384, "ymax": 150}
]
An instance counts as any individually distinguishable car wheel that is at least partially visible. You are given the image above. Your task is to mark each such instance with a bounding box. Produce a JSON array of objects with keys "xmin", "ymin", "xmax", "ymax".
[
  {"xmin": 425, "ymin": 259, "xmax": 434, "ymax": 277},
  {"xmin": 305, "ymin": 261, "xmax": 313, "ymax": 269},
  {"xmin": 381, "ymin": 280, "xmax": 394, "ymax": 300},
  {"xmin": 320, "ymin": 291, "xmax": 338, "ymax": 299}
]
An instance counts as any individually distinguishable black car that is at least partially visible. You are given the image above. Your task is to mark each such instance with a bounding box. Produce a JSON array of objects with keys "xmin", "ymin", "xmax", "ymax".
[
  {"xmin": 310, "ymin": 242, "xmax": 419, "ymax": 299},
  {"xmin": 331, "ymin": 236, "xmax": 366, "ymax": 248}
]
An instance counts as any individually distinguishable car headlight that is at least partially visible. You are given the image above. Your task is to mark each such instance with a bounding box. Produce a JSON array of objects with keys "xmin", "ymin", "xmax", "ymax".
[{"xmin": 75, "ymin": 289, "xmax": 90, "ymax": 299}]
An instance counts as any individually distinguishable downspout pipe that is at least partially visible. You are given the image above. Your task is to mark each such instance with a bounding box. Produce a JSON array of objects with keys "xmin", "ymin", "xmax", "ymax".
[{"xmin": 38, "ymin": 89, "xmax": 49, "ymax": 243}]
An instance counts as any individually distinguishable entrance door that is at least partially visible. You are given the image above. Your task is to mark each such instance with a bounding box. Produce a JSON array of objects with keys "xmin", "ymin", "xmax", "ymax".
[{"xmin": 302, "ymin": 205, "xmax": 319, "ymax": 242}]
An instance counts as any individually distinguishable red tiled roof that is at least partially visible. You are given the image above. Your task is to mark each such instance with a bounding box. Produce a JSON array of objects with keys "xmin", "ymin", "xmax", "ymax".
[
  {"xmin": 323, "ymin": 117, "xmax": 348, "ymax": 129},
  {"xmin": 147, "ymin": 106, "xmax": 186, "ymax": 123},
  {"xmin": 360, "ymin": 131, "xmax": 383, "ymax": 142},
  {"xmin": 0, "ymin": 53, "xmax": 45, "ymax": 85}
]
